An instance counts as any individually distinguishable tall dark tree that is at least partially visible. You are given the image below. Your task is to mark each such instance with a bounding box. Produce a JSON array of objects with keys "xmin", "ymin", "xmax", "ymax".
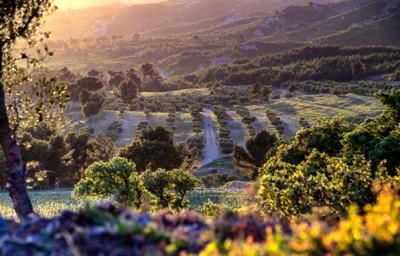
[
  {"xmin": 141, "ymin": 63, "xmax": 162, "ymax": 92},
  {"xmin": 115, "ymin": 69, "xmax": 141, "ymax": 103},
  {"xmin": 117, "ymin": 77, "xmax": 140, "ymax": 104},
  {"xmin": 288, "ymin": 83, "xmax": 298, "ymax": 97},
  {"xmin": 119, "ymin": 126, "xmax": 184, "ymax": 172},
  {"xmin": 234, "ymin": 130, "xmax": 277, "ymax": 179},
  {"xmin": 0, "ymin": 0, "xmax": 60, "ymax": 220},
  {"xmin": 260, "ymin": 85, "xmax": 272, "ymax": 103},
  {"xmin": 77, "ymin": 76, "xmax": 103, "ymax": 92}
]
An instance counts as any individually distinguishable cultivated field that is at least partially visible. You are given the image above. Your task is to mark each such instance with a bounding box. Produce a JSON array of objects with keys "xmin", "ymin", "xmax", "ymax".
[{"xmin": 0, "ymin": 188, "xmax": 247, "ymax": 219}]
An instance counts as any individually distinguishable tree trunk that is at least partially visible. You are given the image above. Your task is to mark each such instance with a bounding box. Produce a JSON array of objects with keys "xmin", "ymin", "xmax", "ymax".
[{"xmin": 0, "ymin": 46, "xmax": 34, "ymax": 221}]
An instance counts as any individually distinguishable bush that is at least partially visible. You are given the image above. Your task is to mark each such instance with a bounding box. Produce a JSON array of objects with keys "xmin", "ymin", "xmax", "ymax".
[
  {"xmin": 81, "ymin": 92, "xmax": 105, "ymax": 117},
  {"xmin": 142, "ymin": 168, "xmax": 200, "ymax": 210},
  {"xmin": 107, "ymin": 120, "xmax": 123, "ymax": 140},
  {"xmin": 201, "ymin": 173, "xmax": 237, "ymax": 188},
  {"xmin": 73, "ymin": 157, "xmax": 145, "ymax": 208},
  {"xmin": 234, "ymin": 130, "xmax": 277, "ymax": 179},
  {"xmin": 82, "ymin": 100, "xmax": 103, "ymax": 117},
  {"xmin": 200, "ymin": 199, "xmax": 232, "ymax": 217},
  {"xmin": 259, "ymin": 151, "xmax": 375, "ymax": 217}
]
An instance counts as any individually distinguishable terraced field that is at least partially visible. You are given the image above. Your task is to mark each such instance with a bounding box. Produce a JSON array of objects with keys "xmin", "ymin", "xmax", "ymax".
[{"xmin": 64, "ymin": 92, "xmax": 383, "ymax": 168}]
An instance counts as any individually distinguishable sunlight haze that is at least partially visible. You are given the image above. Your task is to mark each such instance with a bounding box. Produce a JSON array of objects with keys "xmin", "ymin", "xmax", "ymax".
[{"xmin": 55, "ymin": 0, "xmax": 165, "ymax": 9}]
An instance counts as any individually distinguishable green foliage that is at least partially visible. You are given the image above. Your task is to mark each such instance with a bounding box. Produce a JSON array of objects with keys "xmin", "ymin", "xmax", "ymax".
[
  {"xmin": 81, "ymin": 92, "xmax": 105, "ymax": 118},
  {"xmin": 200, "ymin": 199, "xmax": 232, "ymax": 217},
  {"xmin": 142, "ymin": 169, "xmax": 175, "ymax": 209},
  {"xmin": 106, "ymin": 120, "xmax": 123, "ymax": 140},
  {"xmin": 342, "ymin": 89, "xmax": 400, "ymax": 174},
  {"xmin": 114, "ymin": 69, "xmax": 142, "ymax": 103},
  {"xmin": 170, "ymin": 169, "xmax": 202, "ymax": 210},
  {"xmin": 234, "ymin": 130, "xmax": 277, "ymax": 179},
  {"xmin": 246, "ymin": 130, "xmax": 277, "ymax": 167},
  {"xmin": 185, "ymin": 46, "xmax": 400, "ymax": 87},
  {"xmin": 78, "ymin": 88, "xmax": 91, "ymax": 105},
  {"xmin": 384, "ymin": 68, "xmax": 400, "ymax": 81},
  {"xmin": 44, "ymin": 131, "xmax": 115, "ymax": 186},
  {"xmin": 73, "ymin": 157, "xmax": 145, "ymax": 208},
  {"xmin": 141, "ymin": 63, "xmax": 163, "ymax": 92},
  {"xmin": 1, "ymin": 1, "xmax": 67, "ymax": 131},
  {"xmin": 280, "ymin": 117, "xmax": 354, "ymax": 165},
  {"xmin": 119, "ymin": 126, "xmax": 184, "ymax": 172},
  {"xmin": 142, "ymin": 168, "xmax": 200, "ymax": 210},
  {"xmin": 77, "ymin": 76, "xmax": 103, "ymax": 92},
  {"xmin": 259, "ymin": 150, "xmax": 374, "ymax": 217},
  {"xmin": 258, "ymin": 90, "xmax": 400, "ymax": 217}
]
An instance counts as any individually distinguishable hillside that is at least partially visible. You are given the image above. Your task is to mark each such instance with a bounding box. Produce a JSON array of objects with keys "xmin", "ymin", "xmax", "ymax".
[
  {"xmin": 44, "ymin": 0, "xmax": 339, "ymax": 39},
  {"xmin": 43, "ymin": 0, "xmax": 400, "ymax": 78},
  {"xmin": 180, "ymin": 45, "xmax": 400, "ymax": 87},
  {"xmin": 263, "ymin": 0, "xmax": 400, "ymax": 45}
]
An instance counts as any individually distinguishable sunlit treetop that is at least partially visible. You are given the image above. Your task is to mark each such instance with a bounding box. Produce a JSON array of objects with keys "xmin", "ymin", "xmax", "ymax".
[{"xmin": 0, "ymin": 0, "xmax": 68, "ymax": 134}]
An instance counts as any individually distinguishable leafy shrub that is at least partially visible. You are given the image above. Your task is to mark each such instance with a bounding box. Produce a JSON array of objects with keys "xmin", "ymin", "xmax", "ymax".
[
  {"xmin": 73, "ymin": 157, "xmax": 145, "ymax": 208},
  {"xmin": 259, "ymin": 151, "xmax": 375, "ymax": 217},
  {"xmin": 200, "ymin": 199, "xmax": 232, "ymax": 217},
  {"xmin": 234, "ymin": 130, "xmax": 277, "ymax": 179},
  {"xmin": 142, "ymin": 168, "xmax": 200, "ymax": 210},
  {"xmin": 81, "ymin": 92, "xmax": 105, "ymax": 117},
  {"xmin": 201, "ymin": 173, "xmax": 237, "ymax": 188},
  {"xmin": 106, "ymin": 120, "xmax": 123, "ymax": 140}
]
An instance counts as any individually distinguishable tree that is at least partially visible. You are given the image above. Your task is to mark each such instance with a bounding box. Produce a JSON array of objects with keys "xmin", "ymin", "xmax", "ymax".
[
  {"xmin": 116, "ymin": 74, "xmax": 141, "ymax": 104},
  {"xmin": 79, "ymin": 88, "xmax": 91, "ymax": 105},
  {"xmin": 141, "ymin": 63, "xmax": 162, "ymax": 92},
  {"xmin": 259, "ymin": 151, "xmax": 374, "ymax": 217},
  {"xmin": 142, "ymin": 168, "xmax": 173, "ymax": 208},
  {"xmin": 63, "ymin": 132, "xmax": 91, "ymax": 182},
  {"xmin": 87, "ymin": 69, "xmax": 100, "ymax": 77},
  {"xmin": 234, "ymin": 130, "xmax": 277, "ymax": 179},
  {"xmin": 288, "ymin": 84, "xmax": 298, "ymax": 97},
  {"xmin": 170, "ymin": 169, "xmax": 201, "ymax": 210},
  {"xmin": 252, "ymin": 83, "xmax": 272, "ymax": 103},
  {"xmin": 280, "ymin": 117, "xmax": 354, "ymax": 165},
  {"xmin": 77, "ymin": 76, "xmax": 103, "ymax": 91},
  {"xmin": 251, "ymin": 83, "xmax": 262, "ymax": 103},
  {"xmin": 0, "ymin": 0, "xmax": 63, "ymax": 219},
  {"xmin": 119, "ymin": 126, "xmax": 184, "ymax": 172},
  {"xmin": 86, "ymin": 134, "xmax": 116, "ymax": 165},
  {"xmin": 73, "ymin": 157, "xmax": 145, "ymax": 208},
  {"xmin": 246, "ymin": 130, "xmax": 277, "ymax": 167},
  {"xmin": 81, "ymin": 92, "xmax": 105, "ymax": 118},
  {"xmin": 260, "ymin": 85, "xmax": 272, "ymax": 103},
  {"xmin": 342, "ymin": 89, "xmax": 400, "ymax": 175},
  {"xmin": 108, "ymin": 71, "xmax": 124, "ymax": 87},
  {"xmin": 142, "ymin": 168, "xmax": 199, "ymax": 209}
]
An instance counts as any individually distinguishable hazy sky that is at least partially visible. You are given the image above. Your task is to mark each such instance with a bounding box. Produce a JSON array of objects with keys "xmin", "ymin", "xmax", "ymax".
[{"xmin": 55, "ymin": 0, "xmax": 165, "ymax": 9}]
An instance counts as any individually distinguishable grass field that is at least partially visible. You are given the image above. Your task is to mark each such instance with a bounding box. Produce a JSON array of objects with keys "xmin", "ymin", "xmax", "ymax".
[
  {"xmin": 249, "ymin": 94, "xmax": 383, "ymax": 137},
  {"xmin": 0, "ymin": 189, "xmax": 246, "ymax": 219},
  {"xmin": 65, "ymin": 106, "xmax": 194, "ymax": 146},
  {"xmin": 60, "ymin": 93, "xmax": 384, "ymax": 175}
]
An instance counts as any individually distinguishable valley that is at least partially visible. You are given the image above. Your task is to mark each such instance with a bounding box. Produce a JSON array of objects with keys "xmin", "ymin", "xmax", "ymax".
[{"xmin": 0, "ymin": 0, "xmax": 400, "ymax": 254}]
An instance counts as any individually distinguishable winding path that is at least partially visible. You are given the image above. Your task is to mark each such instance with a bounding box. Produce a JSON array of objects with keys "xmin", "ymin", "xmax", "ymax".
[{"xmin": 201, "ymin": 109, "xmax": 221, "ymax": 165}]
